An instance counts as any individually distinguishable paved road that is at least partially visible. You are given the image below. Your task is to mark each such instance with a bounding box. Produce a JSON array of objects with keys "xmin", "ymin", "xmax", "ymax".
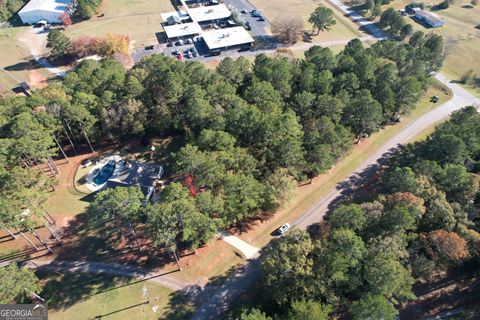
[
  {"xmin": 294, "ymin": 73, "xmax": 479, "ymax": 229},
  {"xmin": 190, "ymin": 2, "xmax": 480, "ymax": 316},
  {"xmin": 327, "ymin": 0, "xmax": 387, "ymax": 38},
  {"xmin": 132, "ymin": 36, "xmax": 373, "ymax": 64},
  {"xmin": 191, "ymin": 75, "xmax": 479, "ymax": 319}
]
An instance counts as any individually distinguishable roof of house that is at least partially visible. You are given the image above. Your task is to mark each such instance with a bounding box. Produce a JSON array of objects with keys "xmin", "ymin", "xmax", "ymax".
[
  {"xmin": 160, "ymin": 10, "xmax": 189, "ymax": 22},
  {"xmin": 19, "ymin": 0, "xmax": 72, "ymax": 14},
  {"xmin": 203, "ymin": 26, "xmax": 254, "ymax": 49},
  {"xmin": 415, "ymin": 9, "xmax": 444, "ymax": 25},
  {"xmin": 163, "ymin": 22, "xmax": 202, "ymax": 38},
  {"xmin": 188, "ymin": 4, "xmax": 231, "ymax": 22}
]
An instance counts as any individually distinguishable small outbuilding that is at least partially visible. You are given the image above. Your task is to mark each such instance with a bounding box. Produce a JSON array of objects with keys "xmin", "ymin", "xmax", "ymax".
[
  {"xmin": 414, "ymin": 9, "xmax": 444, "ymax": 28},
  {"xmin": 18, "ymin": 0, "xmax": 73, "ymax": 24}
]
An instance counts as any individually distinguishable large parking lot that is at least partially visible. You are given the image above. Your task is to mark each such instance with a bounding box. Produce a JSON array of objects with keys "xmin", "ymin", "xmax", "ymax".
[{"xmin": 131, "ymin": 0, "xmax": 270, "ymax": 63}]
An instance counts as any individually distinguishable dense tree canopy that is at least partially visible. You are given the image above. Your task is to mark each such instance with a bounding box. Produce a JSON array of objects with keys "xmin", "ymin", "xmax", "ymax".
[
  {"xmin": 0, "ymin": 37, "xmax": 447, "ymax": 307},
  {"xmin": 238, "ymin": 107, "xmax": 480, "ymax": 319},
  {"xmin": 0, "ymin": 264, "xmax": 41, "ymax": 304}
]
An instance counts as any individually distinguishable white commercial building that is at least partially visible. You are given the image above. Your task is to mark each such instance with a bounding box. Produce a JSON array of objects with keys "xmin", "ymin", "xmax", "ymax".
[
  {"xmin": 18, "ymin": 0, "xmax": 73, "ymax": 24},
  {"xmin": 163, "ymin": 22, "xmax": 202, "ymax": 39},
  {"xmin": 203, "ymin": 27, "xmax": 254, "ymax": 50},
  {"xmin": 188, "ymin": 4, "xmax": 231, "ymax": 22}
]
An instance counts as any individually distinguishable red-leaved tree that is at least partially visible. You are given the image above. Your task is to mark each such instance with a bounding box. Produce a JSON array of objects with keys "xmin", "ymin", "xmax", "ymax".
[{"xmin": 59, "ymin": 12, "xmax": 72, "ymax": 26}]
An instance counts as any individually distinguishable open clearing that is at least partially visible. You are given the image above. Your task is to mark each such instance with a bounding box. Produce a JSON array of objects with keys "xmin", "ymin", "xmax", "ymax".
[
  {"xmin": 248, "ymin": 0, "xmax": 366, "ymax": 40},
  {"xmin": 0, "ymin": 27, "xmax": 52, "ymax": 94},
  {"xmin": 39, "ymin": 272, "xmax": 192, "ymax": 320},
  {"xmin": 65, "ymin": 0, "xmax": 175, "ymax": 49}
]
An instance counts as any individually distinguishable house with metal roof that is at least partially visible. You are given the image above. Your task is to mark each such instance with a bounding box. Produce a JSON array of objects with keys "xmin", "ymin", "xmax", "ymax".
[
  {"xmin": 18, "ymin": 0, "xmax": 73, "ymax": 24},
  {"xmin": 414, "ymin": 9, "xmax": 445, "ymax": 28}
]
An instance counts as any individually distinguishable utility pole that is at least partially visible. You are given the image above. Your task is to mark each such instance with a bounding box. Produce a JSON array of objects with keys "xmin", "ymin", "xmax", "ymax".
[{"xmin": 142, "ymin": 286, "xmax": 159, "ymax": 313}]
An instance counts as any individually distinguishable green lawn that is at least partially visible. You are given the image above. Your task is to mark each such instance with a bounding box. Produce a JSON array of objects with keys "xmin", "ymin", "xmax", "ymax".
[
  {"xmin": 248, "ymin": 0, "xmax": 366, "ymax": 40},
  {"xmin": 65, "ymin": 0, "xmax": 176, "ymax": 49},
  {"xmin": 382, "ymin": 0, "xmax": 480, "ymax": 97},
  {"xmin": 39, "ymin": 272, "xmax": 193, "ymax": 320},
  {"xmin": 46, "ymin": 183, "xmax": 90, "ymax": 217},
  {"xmin": 238, "ymin": 78, "xmax": 453, "ymax": 247}
]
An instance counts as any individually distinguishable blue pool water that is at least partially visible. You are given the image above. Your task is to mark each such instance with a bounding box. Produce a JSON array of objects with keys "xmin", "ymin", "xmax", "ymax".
[{"xmin": 93, "ymin": 160, "xmax": 116, "ymax": 185}]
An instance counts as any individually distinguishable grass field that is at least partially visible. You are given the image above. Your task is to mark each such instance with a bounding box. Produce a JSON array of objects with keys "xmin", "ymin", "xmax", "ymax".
[
  {"xmin": 236, "ymin": 78, "xmax": 453, "ymax": 247},
  {"xmin": 0, "ymin": 27, "xmax": 52, "ymax": 94},
  {"xmin": 382, "ymin": 0, "xmax": 480, "ymax": 97},
  {"xmin": 249, "ymin": 0, "xmax": 366, "ymax": 40},
  {"xmin": 65, "ymin": 0, "xmax": 176, "ymax": 49},
  {"xmin": 39, "ymin": 272, "xmax": 193, "ymax": 320}
]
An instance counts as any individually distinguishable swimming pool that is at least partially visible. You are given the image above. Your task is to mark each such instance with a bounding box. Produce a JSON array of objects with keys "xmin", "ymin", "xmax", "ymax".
[{"xmin": 93, "ymin": 160, "xmax": 116, "ymax": 185}]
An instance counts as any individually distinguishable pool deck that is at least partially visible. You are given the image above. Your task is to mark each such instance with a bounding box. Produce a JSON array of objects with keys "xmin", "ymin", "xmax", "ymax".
[
  {"xmin": 85, "ymin": 155, "xmax": 124, "ymax": 192},
  {"xmin": 85, "ymin": 155, "xmax": 163, "ymax": 193}
]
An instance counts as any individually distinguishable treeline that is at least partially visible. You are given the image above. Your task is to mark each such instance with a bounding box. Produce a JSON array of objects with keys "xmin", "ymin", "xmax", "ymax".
[
  {"xmin": 0, "ymin": 0, "xmax": 26, "ymax": 22},
  {"xmin": 47, "ymin": 30, "xmax": 130, "ymax": 60},
  {"xmin": 233, "ymin": 107, "xmax": 480, "ymax": 320},
  {"xmin": 379, "ymin": 8, "xmax": 413, "ymax": 39},
  {"xmin": 1, "ymin": 36, "xmax": 444, "ymax": 251},
  {"xmin": 75, "ymin": 0, "xmax": 101, "ymax": 20}
]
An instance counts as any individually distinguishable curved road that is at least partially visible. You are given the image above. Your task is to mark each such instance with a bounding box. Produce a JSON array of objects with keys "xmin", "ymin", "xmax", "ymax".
[
  {"xmin": 294, "ymin": 73, "xmax": 479, "ymax": 229},
  {"xmin": 192, "ymin": 76, "xmax": 480, "ymax": 319}
]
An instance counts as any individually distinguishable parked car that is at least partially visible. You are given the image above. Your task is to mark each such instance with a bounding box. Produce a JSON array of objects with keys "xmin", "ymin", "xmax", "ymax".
[
  {"xmin": 241, "ymin": 9, "xmax": 248, "ymax": 14},
  {"xmin": 144, "ymin": 45, "xmax": 155, "ymax": 50},
  {"xmin": 177, "ymin": 52, "xmax": 183, "ymax": 60},
  {"xmin": 278, "ymin": 223, "xmax": 291, "ymax": 235},
  {"xmin": 258, "ymin": 15, "xmax": 265, "ymax": 21},
  {"xmin": 430, "ymin": 95, "xmax": 440, "ymax": 103},
  {"xmin": 81, "ymin": 159, "xmax": 93, "ymax": 167},
  {"xmin": 210, "ymin": 49, "xmax": 221, "ymax": 56},
  {"xmin": 175, "ymin": 39, "xmax": 184, "ymax": 46},
  {"xmin": 185, "ymin": 38, "xmax": 193, "ymax": 44}
]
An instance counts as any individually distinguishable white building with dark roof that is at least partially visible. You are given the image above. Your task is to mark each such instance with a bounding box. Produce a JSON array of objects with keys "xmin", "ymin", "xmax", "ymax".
[{"xmin": 18, "ymin": 0, "xmax": 73, "ymax": 24}]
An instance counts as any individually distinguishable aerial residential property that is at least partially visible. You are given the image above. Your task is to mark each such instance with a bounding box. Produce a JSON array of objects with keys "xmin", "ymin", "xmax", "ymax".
[
  {"xmin": 411, "ymin": 7, "xmax": 445, "ymax": 28},
  {"xmin": 0, "ymin": 0, "xmax": 479, "ymax": 319}
]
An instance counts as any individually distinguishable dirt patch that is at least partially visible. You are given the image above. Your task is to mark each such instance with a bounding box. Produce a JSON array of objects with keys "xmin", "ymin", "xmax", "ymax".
[{"xmin": 28, "ymin": 69, "xmax": 48, "ymax": 89}]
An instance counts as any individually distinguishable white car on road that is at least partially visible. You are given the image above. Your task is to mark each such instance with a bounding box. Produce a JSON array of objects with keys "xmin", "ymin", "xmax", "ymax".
[{"xmin": 278, "ymin": 223, "xmax": 290, "ymax": 235}]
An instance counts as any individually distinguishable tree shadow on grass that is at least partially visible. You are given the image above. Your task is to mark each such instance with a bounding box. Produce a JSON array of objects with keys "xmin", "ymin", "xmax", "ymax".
[
  {"xmin": 162, "ymin": 259, "xmax": 263, "ymax": 320},
  {"xmin": 38, "ymin": 272, "xmax": 132, "ymax": 311},
  {"xmin": 228, "ymin": 212, "xmax": 276, "ymax": 235}
]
